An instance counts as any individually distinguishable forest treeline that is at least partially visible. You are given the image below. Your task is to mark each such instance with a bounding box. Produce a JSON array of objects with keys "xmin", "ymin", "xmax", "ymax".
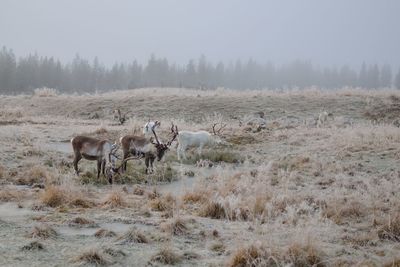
[{"xmin": 0, "ymin": 46, "xmax": 400, "ymax": 94}]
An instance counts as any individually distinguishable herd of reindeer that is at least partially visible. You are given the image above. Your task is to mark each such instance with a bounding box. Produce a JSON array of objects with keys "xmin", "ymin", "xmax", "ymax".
[
  {"xmin": 70, "ymin": 108, "xmax": 334, "ymax": 184},
  {"xmin": 70, "ymin": 117, "xmax": 227, "ymax": 184}
]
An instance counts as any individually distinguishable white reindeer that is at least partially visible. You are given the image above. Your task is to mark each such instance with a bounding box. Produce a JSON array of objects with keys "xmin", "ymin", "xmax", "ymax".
[
  {"xmin": 143, "ymin": 120, "xmax": 161, "ymax": 137},
  {"xmin": 177, "ymin": 123, "xmax": 226, "ymax": 160},
  {"xmin": 317, "ymin": 111, "xmax": 333, "ymax": 127}
]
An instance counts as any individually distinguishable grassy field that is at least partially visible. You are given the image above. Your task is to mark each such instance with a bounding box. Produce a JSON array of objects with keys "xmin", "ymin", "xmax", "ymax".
[{"xmin": 0, "ymin": 87, "xmax": 400, "ymax": 266}]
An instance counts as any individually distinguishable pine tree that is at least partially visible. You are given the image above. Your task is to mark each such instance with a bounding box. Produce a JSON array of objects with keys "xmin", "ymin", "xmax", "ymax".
[
  {"xmin": 358, "ymin": 62, "xmax": 368, "ymax": 88},
  {"xmin": 380, "ymin": 64, "xmax": 392, "ymax": 88},
  {"xmin": 395, "ymin": 68, "xmax": 400, "ymax": 89}
]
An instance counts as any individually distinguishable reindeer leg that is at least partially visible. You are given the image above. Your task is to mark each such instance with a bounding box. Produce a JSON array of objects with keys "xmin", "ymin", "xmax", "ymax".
[
  {"xmin": 102, "ymin": 159, "xmax": 106, "ymax": 175},
  {"xmin": 145, "ymin": 155, "xmax": 150, "ymax": 174},
  {"xmin": 177, "ymin": 144, "xmax": 182, "ymax": 161},
  {"xmin": 97, "ymin": 159, "xmax": 102, "ymax": 179},
  {"xmin": 150, "ymin": 157, "xmax": 155, "ymax": 173},
  {"xmin": 177, "ymin": 144, "xmax": 187, "ymax": 161},
  {"xmin": 73, "ymin": 153, "xmax": 82, "ymax": 175},
  {"xmin": 122, "ymin": 151, "xmax": 129, "ymax": 173},
  {"xmin": 198, "ymin": 144, "xmax": 203, "ymax": 156},
  {"xmin": 107, "ymin": 169, "xmax": 113, "ymax": 184}
]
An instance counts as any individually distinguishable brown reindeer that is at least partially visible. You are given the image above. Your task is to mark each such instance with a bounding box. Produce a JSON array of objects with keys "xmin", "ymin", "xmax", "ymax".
[
  {"xmin": 71, "ymin": 136, "xmax": 119, "ymax": 183},
  {"xmin": 119, "ymin": 123, "xmax": 178, "ymax": 174}
]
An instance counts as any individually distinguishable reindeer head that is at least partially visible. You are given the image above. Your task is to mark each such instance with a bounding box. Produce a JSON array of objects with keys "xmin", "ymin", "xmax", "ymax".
[
  {"xmin": 107, "ymin": 154, "xmax": 142, "ymax": 183},
  {"xmin": 150, "ymin": 123, "xmax": 178, "ymax": 161},
  {"xmin": 108, "ymin": 143, "xmax": 120, "ymax": 167},
  {"xmin": 211, "ymin": 122, "xmax": 226, "ymax": 144}
]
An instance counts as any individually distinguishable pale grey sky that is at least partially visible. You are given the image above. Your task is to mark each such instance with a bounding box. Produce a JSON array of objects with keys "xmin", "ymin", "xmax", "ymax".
[{"xmin": 1, "ymin": 0, "xmax": 399, "ymax": 67}]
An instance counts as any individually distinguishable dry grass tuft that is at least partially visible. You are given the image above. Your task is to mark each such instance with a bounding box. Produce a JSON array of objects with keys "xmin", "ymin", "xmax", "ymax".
[
  {"xmin": 146, "ymin": 188, "xmax": 161, "ymax": 200},
  {"xmin": 16, "ymin": 165, "xmax": 51, "ymax": 186},
  {"xmin": 160, "ymin": 217, "xmax": 189, "ymax": 236},
  {"xmin": 94, "ymin": 229, "xmax": 117, "ymax": 238},
  {"xmin": 378, "ymin": 213, "xmax": 400, "ymax": 242},
  {"xmin": 227, "ymin": 242, "xmax": 325, "ymax": 267},
  {"xmin": 68, "ymin": 217, "xmax": 97, "ymax": 227},
  {"xmin": 0, "ymin": 189, "xmax": 22, "ymax": 202},
  {"xmin": 21, "ymin": 241, "xmax": 45, "ymax": 251},
  {"xmin": 210, "ymin": 241, "xmax": 225, "ymax": 254},
  {"xmin": 69, "ymin": 196, "xmax": 94, "ymax": 208},
  {"xmin": 285, "ymin": 242, "xmax": 325, "ymax": 267},
  {"xmin": 182, "ymin": 191, "xmax": 209, "ymax": 204},
  {"xmin": 253, "ymin": 195, "xmax": 269, "ymax": 217},
  {"xmin": 342, "ymin": 233, "xmax": 377, "ymax": 247},
  {"xmin": 182, "ymin": 251, "xmax": 200, "ymax": 260},
  {"xmin": 116, "ymin": 228, "xmax": 149, "ymax": 244},
  {"xmin": 102, "ymin": 191, "xmax": 126, "ymax": 208},
  {"xmin": 94, "ymin": 126, "xmax": 108, "ymax": 134},
  {"xmin": 227, "ymin": 244, "xmax": 275, "ymax": 267},
  {"xmin": 40, "ymin": 186, "xmax": 67, "ymax": 207},
  {"xmin": 199, "ymin": 201, "xmax": 226, "ymax": 219},
  {"xmin": 383, "ymin": 258, "xmax": 400, "ymax": 267},
  {"xmin": 72, "ymin": 247, "xmax": 111, "ymax": 266},
  {"xmin": 323, "ymin": 199, "xmax": 367, "ymax": 224},
  {"xmin": 29, "ymin": 224, "xmax": 57, "ymax": 239},
  {"xmin": 150, "ymin": 247, "xmax": 182, "ymax": 265},
  {"xmin": 0, "ymin": 164, "xmax": 5, "ymax": 179},
  {"xmin": 149, "ymin": 194, "xmax": 176, "ymax": 212},
  {"xmin": 103, "ymin": 247, "xmax": 126, "ymax": 258},
  {"xmin": 132, "ymin": 185, "xmax": 145, "ymax": 195}
]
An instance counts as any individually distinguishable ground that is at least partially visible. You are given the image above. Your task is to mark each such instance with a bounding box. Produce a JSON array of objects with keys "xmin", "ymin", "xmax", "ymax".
[{"xmin": 0, "ymin": 87, "xmax": 400, "ymax": 266}]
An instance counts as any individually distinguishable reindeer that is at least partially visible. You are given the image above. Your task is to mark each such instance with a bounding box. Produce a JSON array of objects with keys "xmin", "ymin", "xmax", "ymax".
[
  {"xmin": 176, "ymin": 123, "xmax": 226, "ymax": 160},
  {"xmin": 317, "ymin": 110, "xmax": 334, "ymax": 127},
  {"xmin": 71, "ymin": 136, "xmax": 119, "ymax": 183},
  {"xmin": 105, "ymin": 155, "xmax": 143, "ymax": 183},
  {"xmin": 113, "ymin": 109, "xmax": 127, "ymax": 125},
  {"xmin": 143, "ymin": 120, "xmax": 161, "ymax": 137},
  {"xmin": 120, "ymin": 123, "xmax": 178, "ymax": 174}
]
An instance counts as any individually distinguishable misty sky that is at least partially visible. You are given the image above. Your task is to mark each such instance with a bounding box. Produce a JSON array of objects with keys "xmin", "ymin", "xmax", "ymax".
[{"xmin": 1, "ymin": 0, "xmax": 399, "ymax": 68}]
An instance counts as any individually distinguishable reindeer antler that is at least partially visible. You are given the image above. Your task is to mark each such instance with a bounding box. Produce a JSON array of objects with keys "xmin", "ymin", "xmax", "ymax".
[
  {"xmin": 167, "ymin": 123, "xmax": 179, "ymax": 146},
  {"xmin": 111, "ymin": 155, "xmax": 143, "ymax": 173},
  {"xmin": 151, "ymin": 125, "xmax": 161, "ymax": 145},
  {"xmin": 111, "ymin": 143, "xmax": 120, "ymax": 153},
  {"xmin": 212, "ymin": 122, "xmax": 227, "ymax": 135}
]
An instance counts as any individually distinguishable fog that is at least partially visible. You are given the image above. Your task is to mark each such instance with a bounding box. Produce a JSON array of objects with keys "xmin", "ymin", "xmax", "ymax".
[{"xmin": 1, "ymin": 0, "xmax": 399, "ymax": 67}]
